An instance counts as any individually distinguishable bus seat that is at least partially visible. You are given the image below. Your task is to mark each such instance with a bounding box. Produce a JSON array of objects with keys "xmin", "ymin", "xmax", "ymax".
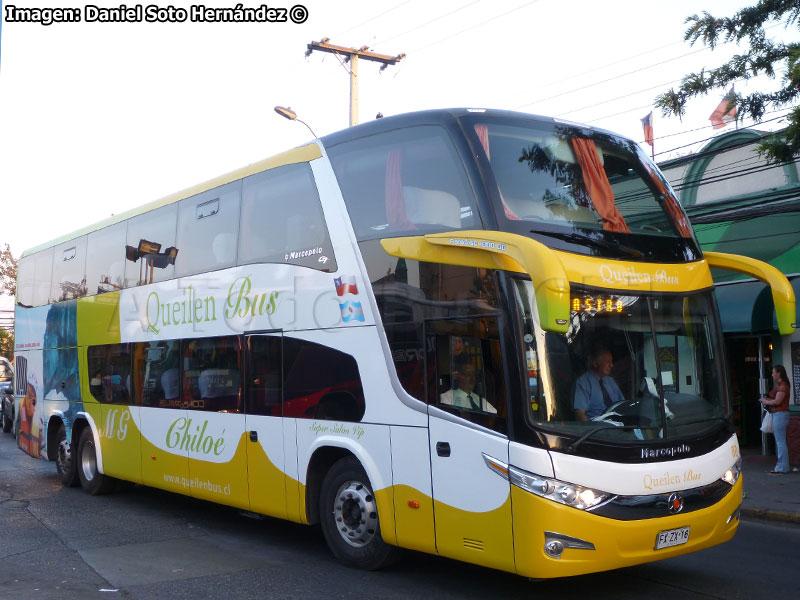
[
  {"xmin": 161, "ymin": 368, "xmax": 179, "ymax": 400},
  {"xmin": 402, "ymin": 186, "xmax": 461, "ymax": 228}
]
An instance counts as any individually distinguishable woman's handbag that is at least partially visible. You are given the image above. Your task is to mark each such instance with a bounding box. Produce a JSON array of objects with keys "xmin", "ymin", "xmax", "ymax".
[{"xmin": 760, "ymin": 410, "xmax": 774, "ymax": 434}]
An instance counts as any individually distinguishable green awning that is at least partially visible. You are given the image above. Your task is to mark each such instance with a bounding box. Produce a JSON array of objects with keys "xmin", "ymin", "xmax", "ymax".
[{"xmin": 714, "ymin": 276, "xmax": 799, "ymax": 334}]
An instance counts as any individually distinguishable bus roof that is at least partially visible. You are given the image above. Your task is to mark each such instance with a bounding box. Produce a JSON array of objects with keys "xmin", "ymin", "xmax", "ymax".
[{"xmin": 21, "ymin": 142, "xmax": 322, "ymax": 258}]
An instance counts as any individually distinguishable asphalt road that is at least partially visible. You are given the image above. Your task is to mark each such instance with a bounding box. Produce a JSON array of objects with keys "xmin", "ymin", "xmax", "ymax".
[{"xmin": 1, "ymin": 430, "xmax": 797, "ymax": 599}]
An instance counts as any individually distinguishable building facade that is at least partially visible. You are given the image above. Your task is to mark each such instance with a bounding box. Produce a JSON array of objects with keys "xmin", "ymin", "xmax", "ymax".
[{"xmin": 659, "ymin": 128, "xmax": 800, "ymax": 456}]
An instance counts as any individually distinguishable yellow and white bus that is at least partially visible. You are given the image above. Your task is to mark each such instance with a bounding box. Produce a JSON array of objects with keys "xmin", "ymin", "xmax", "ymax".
[{"xmin": 12, "ymin": 109, "xmax": 796, "ymax": 578}]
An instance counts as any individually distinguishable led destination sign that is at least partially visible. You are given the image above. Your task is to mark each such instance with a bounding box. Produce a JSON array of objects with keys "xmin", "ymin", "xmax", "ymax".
[{"xmin": 571, "ymin": 295, "xmax": 626, "ymax": 314}]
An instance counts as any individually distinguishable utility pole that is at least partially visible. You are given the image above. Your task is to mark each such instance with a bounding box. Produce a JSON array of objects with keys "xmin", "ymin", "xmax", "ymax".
[{"xmin": 306, "ymin": 39, "xmax": 405, "ymax": 127}]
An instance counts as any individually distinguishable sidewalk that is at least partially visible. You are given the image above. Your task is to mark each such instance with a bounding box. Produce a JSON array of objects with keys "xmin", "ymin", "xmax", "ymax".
[{"xmin": 740, "ymin": 448, "xmax": 800, "ymax": 524}]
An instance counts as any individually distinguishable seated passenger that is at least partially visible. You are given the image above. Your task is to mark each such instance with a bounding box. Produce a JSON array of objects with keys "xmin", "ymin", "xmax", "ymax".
[
  {"xmin": 440, "ymin": 363, "xmax": 496, "ymax": 414},
  {"xmin": 573, "ymin": 348, "xmax": 624, "ymax": 421}
]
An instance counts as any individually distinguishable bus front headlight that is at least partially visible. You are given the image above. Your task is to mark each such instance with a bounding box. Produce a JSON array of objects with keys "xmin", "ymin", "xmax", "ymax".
[
  {"xmin": 508, "ymin": 466, "xmax": 612, "ymax": 510},
  {"xmin": 721, "ymin": 458, "xmax": 742, "ymax": 486}
]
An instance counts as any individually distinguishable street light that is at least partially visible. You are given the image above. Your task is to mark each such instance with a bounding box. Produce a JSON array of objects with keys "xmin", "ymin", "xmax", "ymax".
[{"xmin": 273, "ymin": 106, "xmax": 317, "ymax": 138}]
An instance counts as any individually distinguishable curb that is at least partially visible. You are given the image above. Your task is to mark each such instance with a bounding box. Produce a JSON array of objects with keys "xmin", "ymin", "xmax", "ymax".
[{"xmin": 740, "ymin": 507, "xmax": 800, "ymax": 525}]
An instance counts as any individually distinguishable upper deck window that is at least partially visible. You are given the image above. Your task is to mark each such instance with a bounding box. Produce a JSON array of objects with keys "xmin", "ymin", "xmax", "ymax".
[
  {"xmin": 239, "ymin": 162, "xmax": 336, "ymax": 272},
  {"xmin": 327, "ymin": 125, "xmax": 481, "ymax": 241},
  {"xmin": 466, "ymin": 117, "xmax": 700, "ymax": 262}
]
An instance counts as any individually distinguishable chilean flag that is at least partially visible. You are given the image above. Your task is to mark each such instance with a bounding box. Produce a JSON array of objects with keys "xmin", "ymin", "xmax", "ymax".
[
  {"xmin": 709, "ymin": 86, "xmax": 737, "ymax": 129},
  {"xmin": 640, "ymin": 112, "xmax": 654, "ymax": 147},
  {"xmin": 334, "ymin": 275, "xmax": 358, "ymax": 297}
]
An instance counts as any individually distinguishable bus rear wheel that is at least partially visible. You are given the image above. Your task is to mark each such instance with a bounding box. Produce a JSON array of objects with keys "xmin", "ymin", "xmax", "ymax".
[
  {"xmin": 77, "ymin": 427, "xmax": 115, "ymax": 495},
  {"xmin": 55, "ymin": 424, "xmax": 79, "ymax": 487},
  {"xmin": 319, "ymin": 456, "xmax": 397, "ymax": 570}
]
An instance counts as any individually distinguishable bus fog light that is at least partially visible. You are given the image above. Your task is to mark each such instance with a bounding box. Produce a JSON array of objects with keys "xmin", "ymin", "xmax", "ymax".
[{"xmin": 544, "ymin": 540, "xmax": 564, "ymax": 558}]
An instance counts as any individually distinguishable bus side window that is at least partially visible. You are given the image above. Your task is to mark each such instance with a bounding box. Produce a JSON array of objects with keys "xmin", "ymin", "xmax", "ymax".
[
  {"xmin": 282, "ymin": 338, "xmax": 365, "ymax": 422},
  {"xmin": 124, "ymin": 204, "xmax": 178, "ymax": 287},
  {"xmin": 246, "ymin": 336, "xmax": 282, "ymax": 416},
  {"xmin": 182, "ymin": 336, "xmax": 242, "ymax": 413},
  {"xmin": 134, "ymin": 341, "xmax": 180, "ymax": 407},
  {"xmin": 239, "ymin": 163, "xmax": 337, "ymax": 272},
  {"xmin": 87, "ymin": 344, "xmax": 133, "ymax": 404},
  {"xmin": 17, "ymin": 248, "xmax": 54, "ymax": 308},
  {"xmin": 430, "ymin": 326, "xmax": 507, "ymax": 434},
  {"xmin": 50, "ymin": 236, "xmax": 88, "ymax": 303},
  {"xmin": 86, "ymin": 221, "xmax": 127, "ymax": 295},
  {"xmin": 327, "ymin": 125, "xmax": 481, "ymax": 241},
  {"xmin": 175, "ymin": 182, "xmax": 241, "ymax": 278}
]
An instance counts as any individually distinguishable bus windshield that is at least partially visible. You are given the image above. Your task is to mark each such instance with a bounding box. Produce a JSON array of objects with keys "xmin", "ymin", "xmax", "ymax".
[
  {"xmin": 467, "ymin": 115, "xmax": 700, "ymax": 261},
  {"xmin": 514, "ymin": 280, "xmax": 728, "ymax": 443}
]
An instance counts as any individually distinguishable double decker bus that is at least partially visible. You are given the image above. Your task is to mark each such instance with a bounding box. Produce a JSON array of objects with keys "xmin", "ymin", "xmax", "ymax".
[{"xmin": 12, "ymin": 109, "xmax": 795, "ymax": 578}]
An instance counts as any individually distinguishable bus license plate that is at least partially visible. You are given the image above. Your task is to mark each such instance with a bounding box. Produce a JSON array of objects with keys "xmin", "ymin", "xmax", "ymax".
[{"xmin": 655, "ymin": 526, "xmax": 690, "ymax": 550}]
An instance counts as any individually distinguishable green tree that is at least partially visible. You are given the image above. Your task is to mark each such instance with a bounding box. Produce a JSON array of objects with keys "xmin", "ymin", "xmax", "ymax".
[
  {"xmin": 656, "ymin": 0, "xmax": 800, "ymax": 162},
  {"xmin": 0, "ymin": 328, "xmax": 13, "ymax": 361},
  {"xmin": 0, "ymin": 243, "xmax": 17, "ymax": 297}
]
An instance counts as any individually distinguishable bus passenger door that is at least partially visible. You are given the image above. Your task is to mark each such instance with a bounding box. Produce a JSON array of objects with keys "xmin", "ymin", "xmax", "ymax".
[
  {"xmin": 244, "ymin": 333, "xmax": 287, "ymax": 520},
  {"xmin": 426, "ymin": 318, "xmax": 515, "ymax": 573}
]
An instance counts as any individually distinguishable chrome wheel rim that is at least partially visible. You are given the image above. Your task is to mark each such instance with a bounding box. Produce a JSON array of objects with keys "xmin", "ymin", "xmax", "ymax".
[
  {"xmin": 333, "ymin": 480, "xmax": 378, "ymax": 548},
  {"xmin": 57, "ymin": 437, "xmax": 71, "ymax": 474},
  {"xmin": 81, "ymin": 440, "xmax": 97, "ymax": 482}
]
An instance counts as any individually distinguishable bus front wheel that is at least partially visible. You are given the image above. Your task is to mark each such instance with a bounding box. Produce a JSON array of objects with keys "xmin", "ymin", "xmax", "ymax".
[
  {"xmin": 55, "ymin": 424, "xmax": 79, "ymax": 487},
  {"xmin": 319, "ymin": 456, "xmax": 397, "ymax": 570},
  {"xmin": 77, "ymin": 428, "xmax": 115, "ymax": 495}
]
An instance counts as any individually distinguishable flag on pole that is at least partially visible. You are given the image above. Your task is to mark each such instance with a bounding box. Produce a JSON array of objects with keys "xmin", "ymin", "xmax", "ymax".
[
  {"xmin": 640, "ymin": 112, "xmax": 654, "ymax": 147},
  {"xmin": 709, "ymin": 86, "xmax": 737, "ymax": 129}
]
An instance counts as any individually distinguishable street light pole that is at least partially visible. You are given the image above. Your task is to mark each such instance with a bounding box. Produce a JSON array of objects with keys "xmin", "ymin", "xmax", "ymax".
[{"xmin": 273, "ymin": 106, "xmax": 317, "ymax": 138}]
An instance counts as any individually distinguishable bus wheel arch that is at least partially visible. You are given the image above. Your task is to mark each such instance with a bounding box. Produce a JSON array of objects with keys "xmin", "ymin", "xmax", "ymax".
[
  {"xmin": 317, "ymin": 454, "xmax": 398, "ymax": 570},
  {"xmin": 305, "ymin": 445, "xmax": 352, "ymax": 525}
]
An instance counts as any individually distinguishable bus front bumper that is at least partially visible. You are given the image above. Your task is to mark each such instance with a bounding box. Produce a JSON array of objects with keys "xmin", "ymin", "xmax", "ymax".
[{"xmin": 511, "ymin": 476, "xmax": 742, "ymax": 579}]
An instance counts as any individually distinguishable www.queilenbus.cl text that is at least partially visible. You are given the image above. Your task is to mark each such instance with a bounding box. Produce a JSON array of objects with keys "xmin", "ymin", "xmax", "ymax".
[{"xmin": 3, "ymin": 4, "xmax": 310, "ymax": 26}]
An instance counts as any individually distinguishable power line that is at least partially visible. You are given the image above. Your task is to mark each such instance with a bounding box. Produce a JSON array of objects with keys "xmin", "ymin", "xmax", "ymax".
[
  {"xmin": 653, "ymin": 113, "xmax": 791, "ymax": 157},
  {"xmin": 331, "ymin": 0, "xmax": 414, "ymax": 39},
  {"xmin": 408, "ymin": 0, "xmax": 539, "ymax": 54},
  {"xmin": 555, "ymin": 79, "xmax": 683, "ymax": 118},
  {"xmin": 374, "ymin": 0, "xmax": 483, "ymax": 46},
  {"xmin": 513, "ymin": 47, "xmax": 707, "ymax": 111}
]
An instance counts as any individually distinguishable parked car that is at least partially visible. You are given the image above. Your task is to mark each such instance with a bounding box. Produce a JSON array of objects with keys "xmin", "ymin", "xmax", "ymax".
[{"xmin": 1, "ymin": 357, "xmax": 14, "ymax": 434}]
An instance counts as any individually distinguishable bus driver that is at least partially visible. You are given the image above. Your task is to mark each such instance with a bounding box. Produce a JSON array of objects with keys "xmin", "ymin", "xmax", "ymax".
[{"xmin": 573, "ymin": 347, "xmax": 624, "ymax": 421}]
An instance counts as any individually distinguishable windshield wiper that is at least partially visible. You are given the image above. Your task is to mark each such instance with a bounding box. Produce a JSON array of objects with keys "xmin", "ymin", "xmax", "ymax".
[
  {"xmin": 567, "ymin": 416, "xmax": 731, "ymax": 454},
  {"xmin": 529, "ymin": 230, "xmax": 643, "ymax": 257},
  {"xmin": 566, "ymin": 424, "xmax": 660, "ymax": 453}
]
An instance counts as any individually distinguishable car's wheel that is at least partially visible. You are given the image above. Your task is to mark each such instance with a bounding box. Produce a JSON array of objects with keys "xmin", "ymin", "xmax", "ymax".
[
  {"xmin": 2, "ymin": 411, "xmax": 11, "ymax": 433},
  {"xmin": 319, "ymin": 456, "xmax": 397, "ymax": 570},
  {"xmin": 55, "ymin": 424, "xmax": 80, "ymax": 487},
  {"xmin": 77, "ymin": 427, "xmax": 115, "ymax": 495}
]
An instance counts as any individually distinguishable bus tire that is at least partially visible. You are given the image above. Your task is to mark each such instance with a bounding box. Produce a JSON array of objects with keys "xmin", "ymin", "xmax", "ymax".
[
  {"xmin": 55, "ymin": 424, "xmax": 80, "ymax": 487},
  {"xmin": 77, "ymin": 427, "xmax": 115, "ymax": 495},
  {"xmin": 319, "ymin": 456, "xmax": 397, "ymax": 570}
]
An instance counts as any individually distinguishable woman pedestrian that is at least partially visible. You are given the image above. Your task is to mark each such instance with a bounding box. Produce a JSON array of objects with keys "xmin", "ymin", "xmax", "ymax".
[{"xmin": 760, "ymin": 365, "xmax": 792, "ymax": 474}]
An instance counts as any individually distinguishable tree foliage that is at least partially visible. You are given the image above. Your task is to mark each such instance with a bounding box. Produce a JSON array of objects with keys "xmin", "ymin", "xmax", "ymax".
[
  {"xmin": 0, "ymin": 244, "xmax": 17, "ymax": 297},
  {"xmin": 0, "ymin": 328, "xmax": 13, "ymax": 361},
  {"xmin": 655, "ymin": 0, "xmax": 800, "ymax": 162}
]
